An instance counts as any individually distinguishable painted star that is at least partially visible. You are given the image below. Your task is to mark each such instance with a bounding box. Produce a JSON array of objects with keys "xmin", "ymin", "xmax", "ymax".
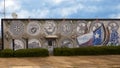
[{"xmin": 95, "ymin": 33, "xmax": 99, "ymax": 38}]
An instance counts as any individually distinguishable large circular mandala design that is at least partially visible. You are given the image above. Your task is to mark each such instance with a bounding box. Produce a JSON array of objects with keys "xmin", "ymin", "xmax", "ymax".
[
  {"xmin": 14, "ymin": 39, "xmax": 24, "ymax": 50},
  {"xmin": 43, "ymin": 21, "xmax": 57, "ymax": 35},
  {"xmin": 27, "ymin": 21, "xmax": 41, "ymax": 36},
  {"xmin": 108, "ymin": 21, "xmax": 119, "ymax": 31},
  {"xmin": 60, "ymin": 21, "xmax": 73, "ymax": 36},
  {"xmin": 28, "ymin": 39, "xmax": 41, "ymax": 48},
  {"xmin": 59, "ymin": 38, "xmax": 74, "ymax": 48},
  {"xmin": 76, "ymin": 21, "xmax": 87, "ymax": 35},
  {"xmin": 9, "ymin": 21, "xmax": 24, "ymax": 36}
]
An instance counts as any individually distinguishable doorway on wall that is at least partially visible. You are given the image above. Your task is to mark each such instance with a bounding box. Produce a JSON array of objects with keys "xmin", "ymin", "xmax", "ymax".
[
  {"xmin": 47, "ymin": 38, "xmax": 56, "ymax": 55},
  {"xmin": 45, "ymin": 35, "xmax": 58, "ymax": 55}
]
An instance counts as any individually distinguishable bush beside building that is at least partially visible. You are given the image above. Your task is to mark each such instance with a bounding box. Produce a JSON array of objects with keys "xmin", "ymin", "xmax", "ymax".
[
  {"xmin": 0, "ymin": 48, "xmax": 49, "ymax": 57},
  {"xmin": 54, "ymin": 46, "xmax": 120, "ymax": 56}
]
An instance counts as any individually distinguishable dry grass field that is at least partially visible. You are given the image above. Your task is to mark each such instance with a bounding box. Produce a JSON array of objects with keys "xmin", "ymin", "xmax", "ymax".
[{"xmin": 0, "ymin": 55, "xmax": 120, "ymax": 68}]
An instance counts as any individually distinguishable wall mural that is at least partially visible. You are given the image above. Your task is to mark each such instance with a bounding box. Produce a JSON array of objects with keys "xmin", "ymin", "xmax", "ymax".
[
  {"xmin": 43, "ymin": 21, "xmax": 57, "ymax": 35},
  {"xmin": 59, "ymin": 38, "xmax": 74, "ymax": 48},
  {"xmin": 77, "ymin": 21, "xmax": 120, "ymax": 46},
  {"xmin": 2, "ymin": 19, "xmax": 120, "ymax": 50},
  {"xmin": 107, "ymin": 22, "xmax": 119, "ymax": 45},
  {"xmin": 27, "ymin": 21, "xmax": 41, "ymax": 36},
  {"xmin": 14, "ymin": 39, "xmax": 24, "ymax": 50},
  {"xmin": 9, "ymin": 21, "xmax": 25, "ymax": 36},
  {"xmin": 28, "ymin": 39, "xmax": 41, "ymax": 48},
  {"xmin": 60, "ymin": 21, "xmax": 73, "ymax": 36},
  {"xmin": 77, "ymin": 22, "xmax": 105, "ymax": 46},
  {"xmin": 76, "ymin": 21, "xmax": 87, "ymax": 35}
]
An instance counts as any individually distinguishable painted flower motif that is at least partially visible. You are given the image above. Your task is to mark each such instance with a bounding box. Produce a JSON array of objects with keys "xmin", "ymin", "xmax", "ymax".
[{"xmin": 10, "ymin": 21, "xmax": 24, "ymax": 36}]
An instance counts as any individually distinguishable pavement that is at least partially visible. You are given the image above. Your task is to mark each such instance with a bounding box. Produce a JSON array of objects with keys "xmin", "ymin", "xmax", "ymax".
[{"xmin": 0, "ymin": 55, "xmax": 120, "ymax": 68}]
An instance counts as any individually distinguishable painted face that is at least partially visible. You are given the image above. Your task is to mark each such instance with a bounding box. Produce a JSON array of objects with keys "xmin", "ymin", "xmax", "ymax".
[
  {"xmin": 44, "ymin": 21, "xmax": 56, "ymax": 35},
  {"xmin": 46, "ymin": 22, "xmax": 55, "ymax": 32}
]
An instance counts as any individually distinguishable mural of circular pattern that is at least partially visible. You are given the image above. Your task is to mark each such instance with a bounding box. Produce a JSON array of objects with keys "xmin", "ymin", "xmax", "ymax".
[
  {"xmin": 14, "ymin": 39, "xmax": 24, "ymax": 50},
  {"xmin": 108, "ymin": 21, "xmax": 119, "ymax": 31},
  {"xmin": 76, "ymin": 21, "xmax": 87, "ymax": 35},
  {"xmin": 43, "ymin": 21, "xmax": 57, "ymax": 35},
  {"xmin": 60, "ymin": 21, "xmax": 73, "ymax": 36},
  {"xmin": 9, "ymin": 21, "xmax": 24, "ymax": 36},
  {"xmin": 28, "ymin": 39, "xmax": 41, "ymax": 48},
  {"xmin": 27, "ymin": 21, "xmax": 41, "ymax": 36},
  {"xmin": 59, "ymin": 38, "xmax": 74, "ymax": 48}
]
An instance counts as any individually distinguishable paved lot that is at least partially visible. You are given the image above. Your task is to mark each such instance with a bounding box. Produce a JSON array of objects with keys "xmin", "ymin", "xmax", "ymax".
[{"xmin": 0, "ymin": 55, "xmax": 120, "ymax": 68}]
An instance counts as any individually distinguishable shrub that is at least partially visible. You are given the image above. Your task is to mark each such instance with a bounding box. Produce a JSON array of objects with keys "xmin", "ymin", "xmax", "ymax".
[
  {"xmin": 0, "ymin": 48, "xmax": 49, "ymax": 57},
  {"xmin": 14, "ymin": 48, "xmax": 49, "ymax": 57},
  {"xmin": 54, "ymin": 46, "xmax": 120, "ymax": 56},
  {"xmin": 0, "ymin": 49, "xmax": 14, "ymax": 57}
]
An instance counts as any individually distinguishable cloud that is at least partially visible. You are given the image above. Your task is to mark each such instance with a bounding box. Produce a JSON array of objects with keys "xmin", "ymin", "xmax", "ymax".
[
  {"xmin": 51, "ymin": 0, "xmax": 65, "ymax": 4},
  {"xmin": 48, "ymin": 3, "xmax": 84, "ymax": 17},
  {"xmin": 109, "ymin": 13, "xmax": 120, "ymax": 18},
  {"xmin": 0, "ymin": 0, "xmax": 21, "ymax": 13},
  {"xmin": 17, "ymin": 9, "xmax": 50, "ymax": 18},
  {"xmin": 17, "ymin": 10, "xmax": 31, "ymax": 18},
  {"xmin": 36, "ymin": 0, "xmax": 100, "ymax": 17},
  {"xmin": 0, "ymin": 0, "xmax": 104, "ymax": 19},
  {"xmin": 108, "ymin": 4, "xmax": 120, "ymax": 18},
  {"xmin": 116, "ymin": 4, "xmax": 120, "ymax": 10},
  {"xmin": 79, "ymin": 0, "xmax": 103, "ymax": 3},
  {"xmin": 88, "ymin": 0, "xmax": 103, "ymax": 2},
  {"xmin": 0, "ymin": 0, "xmax": 119, "ymax": 19}
]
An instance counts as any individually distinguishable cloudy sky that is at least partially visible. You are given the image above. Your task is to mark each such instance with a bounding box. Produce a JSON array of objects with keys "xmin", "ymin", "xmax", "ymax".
[
  {"xmin": 0, "ymin": 0, "xmax": 120, "ymax": 19},
  {"xmin": 0, "ymin": 0, "xmax": 120, "ymax": 36}
]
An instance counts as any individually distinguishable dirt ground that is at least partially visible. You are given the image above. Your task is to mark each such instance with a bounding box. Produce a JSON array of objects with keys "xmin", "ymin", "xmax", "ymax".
[{"xmin": 0, "ymin": 55, "xmax": 120, "ymax": 68}]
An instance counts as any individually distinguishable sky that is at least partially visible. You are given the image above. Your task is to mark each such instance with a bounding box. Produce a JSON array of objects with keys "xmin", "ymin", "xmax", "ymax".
[{"xmin": 0, "ymin": 0, "xmax": 120, "ymax": 36}]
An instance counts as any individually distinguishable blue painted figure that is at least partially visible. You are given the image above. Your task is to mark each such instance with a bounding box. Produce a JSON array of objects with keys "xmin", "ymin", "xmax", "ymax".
[{"xmin": 109, "ymin": 29, "xmax": 119, "ymax": 45}]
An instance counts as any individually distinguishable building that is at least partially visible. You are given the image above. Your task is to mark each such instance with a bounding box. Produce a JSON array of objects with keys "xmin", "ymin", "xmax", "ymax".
[{"xmin": 1, "ymin": 19, "xmax": 120, "ymax": 50}]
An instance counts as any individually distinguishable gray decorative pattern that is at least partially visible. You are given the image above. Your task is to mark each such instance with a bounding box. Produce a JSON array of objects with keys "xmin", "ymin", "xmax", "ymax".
[
  {"xmin": 14, "ymin": 39, "xmax": 24, "ymax": 50},
  {"xmin": 59, "ymin": 38, "xmax": 74, "ymax": 48},
  {"xmin": 28, "ymin": 39, "xmax": 41, "ymax": 48},
  {"xmin": 90, "ymin": 22, "xmax": 102, "ymax": 31},
  {"xmin": 27, "ymin": 21, "xmax": 41, "ymax": 36},
  {"xmin": 60, "ymin": 21, "xmax": 73, "ymax": 36},
  {"xmin": 76, "ymin": 21, "xmax": 87, "ymax": 35},
  {"xmin": 108, "ymin": 21, "xmax": 119, "ymax": 31},
  {"xmin": 43, "ymin": 21, "xmax": 57, "ymax": 35},
  {"xmin": 9, "ymin": 21, "xmax": 24, "ymax": 36}
]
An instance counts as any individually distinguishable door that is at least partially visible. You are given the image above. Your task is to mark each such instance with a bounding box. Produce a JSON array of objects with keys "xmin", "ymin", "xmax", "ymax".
[{"xmin": 47, "ymin": 39, "xmax": 55, "ymax": 55}]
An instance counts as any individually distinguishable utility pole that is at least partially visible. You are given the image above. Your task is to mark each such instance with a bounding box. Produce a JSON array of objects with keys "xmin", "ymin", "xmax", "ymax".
[{"xmin": 4, "ymin": 0, "xmax": 5, "ymax": 18}]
